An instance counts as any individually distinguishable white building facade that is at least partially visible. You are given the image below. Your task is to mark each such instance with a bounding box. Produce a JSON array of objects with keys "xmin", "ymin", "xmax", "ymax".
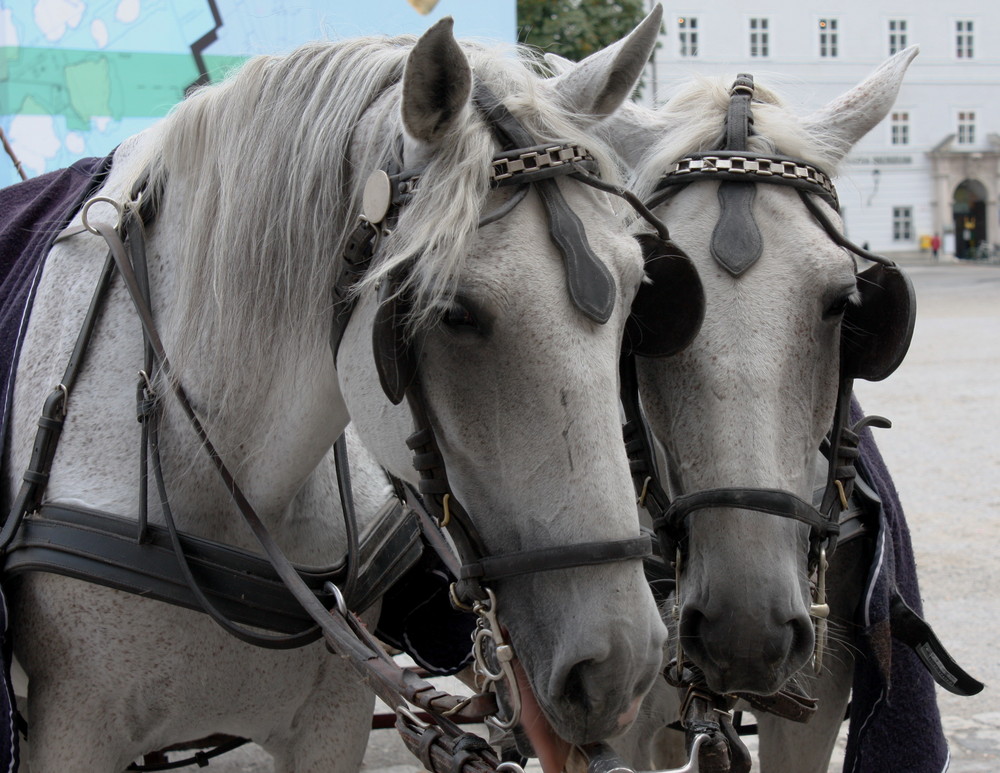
[{"xmin": 641, "ymin": 1, "xmax": 1000, "ymax": 259}]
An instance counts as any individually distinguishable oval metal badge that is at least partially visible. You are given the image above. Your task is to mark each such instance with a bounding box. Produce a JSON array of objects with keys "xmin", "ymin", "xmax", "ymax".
[{"xmin": 363, "ymin": 170, "xmax": 392, "ymax": 225}]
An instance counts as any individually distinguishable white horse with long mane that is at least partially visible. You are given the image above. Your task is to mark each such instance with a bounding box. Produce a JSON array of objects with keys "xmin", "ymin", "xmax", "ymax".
[
  {"xmin": 3, "ymin": 14, "xmax": 672, "ymax": 772},
  {"xmin": 544, "ymin": 48, "xmax": 923, "ymax": 772}
]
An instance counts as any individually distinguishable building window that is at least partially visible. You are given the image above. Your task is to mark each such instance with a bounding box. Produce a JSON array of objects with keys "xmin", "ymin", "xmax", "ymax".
[
  {"xmin": 957, "ymin": 111, "xmax": 976, "ymax": 145},
  {"xmin": 888, "ymin": 19, "xmax": 907, "ymax": 55},
  {"xmin": 749, "ymin": 18, "xmax": 769, "ymax": 57},
  {"xmin": 893, "ymin": 207, "xmax": 913, "ymax": 241},
  {"xmin": 678, "ymin": 17, "xmax": 698, "ymax": 57},
  {"xmin": 891, "ymin": 112, "xmax": 909, "ymax": 145},
  {"xmin": 819, "ymin": 19, "xmax": 838, "ymax": 58},
  {"xmin": 956, "ymin": 20, "xmax": 973, "ymax": 58}
]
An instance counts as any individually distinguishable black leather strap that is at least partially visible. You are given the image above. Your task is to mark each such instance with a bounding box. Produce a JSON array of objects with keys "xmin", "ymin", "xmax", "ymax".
[
  {"xmin": 459, "ymin": 536, "xmax": 651, "ymax": 583},
  {"xmin": 661, "ymin": 488, "xmax": 839, "ymax": 539},
  {"xmin": 725, "ymin": 74, "xmax": 755, "ymax": 153},
  {"xmin": 5, "ymin": 500, "xmax": 421, "ymax": 636},
  {"xmin": 473, "ymin": 83, "xmax": 616, "ymax": 324},
  {"xmin": 712, "ymin": 74, "xmax": 763, "ymax": 276}
]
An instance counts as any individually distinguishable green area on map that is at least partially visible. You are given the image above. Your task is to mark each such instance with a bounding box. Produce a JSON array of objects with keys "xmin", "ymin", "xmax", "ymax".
[{"xmin": 2, "ymin": 47, "xmax": 247, "ymax": 128}]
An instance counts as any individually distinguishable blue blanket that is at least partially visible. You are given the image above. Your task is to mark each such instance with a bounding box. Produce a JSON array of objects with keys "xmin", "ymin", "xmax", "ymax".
[{"xmin": 0, "ymin": 156, "xmax": 113, "ymax": 773}]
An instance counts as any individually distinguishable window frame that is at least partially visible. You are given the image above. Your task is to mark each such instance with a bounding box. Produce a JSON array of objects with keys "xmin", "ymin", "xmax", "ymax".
[
  {"xmin": 818, "ymin": 18, "xmax": 838, "ymax": 58},
  {"xmin": 678, "ymin": 16, "xmax": 699, "ymax": 58},
  {"xmin": 888, "ymin": 18, "xmax": 907, "ymax": 55},
  {"xmin": 890, "ymin": 111, "xmax": 910, "ymax": 146},
  {"xmin": 749, "ymin": 17, "xmax": 770, "ymax": 58},
  {"xmin": 892, "ymin": 206, "xmax": 913, "ymax": 242},
  {"xmin": 957, "ymin": 110, "xmax": 976, "ymax": 145},
  {"xmin": 955, "ymin": 19, "xmax": 974, "ymax": 59}
]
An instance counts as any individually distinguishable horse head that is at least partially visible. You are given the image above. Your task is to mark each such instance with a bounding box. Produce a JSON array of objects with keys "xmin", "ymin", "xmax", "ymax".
[
  {"xmin": 331, "ymin": 12, "xmax": 673, "ymax": 751},
  {"xmin": 608, "ymin": 48, "xmax": 919, "ymax": 696}
]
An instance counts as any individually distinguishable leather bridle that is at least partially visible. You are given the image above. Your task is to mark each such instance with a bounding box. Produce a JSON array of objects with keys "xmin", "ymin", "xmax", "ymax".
[
  {"xmin": 628, "ymin": 75, "xmax": 914, "ymax": 579},
  {"xmin": 330, "ymin": 82, "xmax": 702, "ymax": 611},
  {"xmin": 619, "ymin": 74, "xmax": 916, "ymax": 773}
]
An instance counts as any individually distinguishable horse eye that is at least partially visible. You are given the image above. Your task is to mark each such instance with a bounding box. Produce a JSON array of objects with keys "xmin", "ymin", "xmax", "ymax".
[
  {"xmin": 824, "ymin": 295, "xmax": 851, "ymax": 319},
  {"xmin": 443, "ymin": 303, "xmax": 478, "ymax": 329}
]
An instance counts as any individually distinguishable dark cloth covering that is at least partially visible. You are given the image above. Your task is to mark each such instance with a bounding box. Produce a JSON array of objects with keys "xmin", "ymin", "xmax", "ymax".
[
  {"xmin": 375, "ymin": 549, "xmax": 476, "ymax": 676},
  {"xmin": 844, "ymin": 398, "xmax": 949, "ymax": 773},
  {"xmin": 0, "ymin": 156, "xmax": 113, "ymax": 773},
  {"xmin": 1, "ymin": 156, "xmax": 113, "ymax": 482}
]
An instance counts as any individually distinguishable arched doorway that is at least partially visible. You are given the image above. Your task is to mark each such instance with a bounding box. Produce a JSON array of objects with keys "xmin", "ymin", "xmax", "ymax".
[{"xmin": 953, "ymin": 179, "xmax": 988, "ymax": 259}]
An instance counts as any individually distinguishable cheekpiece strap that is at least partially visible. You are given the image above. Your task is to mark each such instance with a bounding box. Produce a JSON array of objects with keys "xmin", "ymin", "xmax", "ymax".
[{"xmin": 725, "ymin": 74, "xmax": 755, "ymax": 153}]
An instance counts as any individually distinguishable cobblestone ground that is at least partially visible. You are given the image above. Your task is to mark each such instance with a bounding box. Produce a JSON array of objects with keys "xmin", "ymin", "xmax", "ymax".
[{"xmin": 207, "ymin": 262, "xmax": 1000, "ymax": 772}]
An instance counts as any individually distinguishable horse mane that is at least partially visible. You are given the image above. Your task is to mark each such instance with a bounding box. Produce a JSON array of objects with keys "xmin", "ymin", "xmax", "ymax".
[
  {"xmin": 126, "ymin": 35, "xmax": 623, "ymax": 443},
  {"xmin": 630, "ymin": 76, "xmax": 844, "ymax": 202}
]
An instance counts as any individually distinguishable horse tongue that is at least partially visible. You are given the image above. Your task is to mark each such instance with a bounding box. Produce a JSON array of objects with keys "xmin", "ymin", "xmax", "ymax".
[{"xmin": 514, "ymin": 661, "xmax": 572, "ymax": 773}]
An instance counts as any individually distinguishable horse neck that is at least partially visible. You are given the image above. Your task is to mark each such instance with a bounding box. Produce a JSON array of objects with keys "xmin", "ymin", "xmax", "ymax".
[{"xmin": 109, "ymin": 182, "xmax": 351, "ymax": 554}]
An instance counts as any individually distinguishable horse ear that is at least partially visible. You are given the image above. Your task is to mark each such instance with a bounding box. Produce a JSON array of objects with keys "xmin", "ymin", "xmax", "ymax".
[
  {"xmin": 402, "ymin": 17, "xmax": 472, "ymax": 144},
  {"xmin": 803, "ymin": 46, "xmax": 918, "ymax": 162},
  {"xmin": 543, "ymin": 3, "xmax": 663, "ymax": 118},
  {"xmin": 543, "ymin": 52, "xmax": 573, "ymax": 76}
]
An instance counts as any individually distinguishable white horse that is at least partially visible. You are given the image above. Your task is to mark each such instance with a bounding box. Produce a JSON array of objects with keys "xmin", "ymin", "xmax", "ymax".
[
  {"xmin": 3, "ymin": 15, "xmax": 671, "ymax": 772},
  {"xmin": 548, "ymin": 49, "xmax": 919, "ymax": 772}
]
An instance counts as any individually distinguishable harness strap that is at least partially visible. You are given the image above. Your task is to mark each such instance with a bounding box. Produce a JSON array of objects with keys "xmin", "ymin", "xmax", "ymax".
[
  {"xmin": 659, "ymin": 488, "xmax": 839, "ymax": 547},
  {"xmin": 724, "ymin": 74, "xmax": 755, "ymax": 152},
  {"xmin": 713, "ymin": 74, "xmax": 762, "ymax": 276},
  {"xmin": 459, "ymin": 537, "xmax": 651, "ymax": 583},
  {"xmin": 4, "ymin": 501, "xmax": 418, "ymax": 634}
]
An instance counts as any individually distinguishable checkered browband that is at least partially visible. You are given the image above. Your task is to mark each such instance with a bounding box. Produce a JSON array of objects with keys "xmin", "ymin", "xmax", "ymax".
[{"xmin": 654, "ymin": 151, "xmax": 840, "ymax": 210}]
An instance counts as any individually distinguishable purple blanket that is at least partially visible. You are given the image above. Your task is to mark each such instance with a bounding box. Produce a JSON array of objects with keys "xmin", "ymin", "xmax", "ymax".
[
  {"xmin": 0, "ymin": 155, "xmax": 113, "ymax": 773},
  {"xmin": 0, "ymin": 156, "xmax": 112, "ymax": 497},
  {"xmin": 843, "ymin": 398, "xmax": 981, "ymax": 773}
]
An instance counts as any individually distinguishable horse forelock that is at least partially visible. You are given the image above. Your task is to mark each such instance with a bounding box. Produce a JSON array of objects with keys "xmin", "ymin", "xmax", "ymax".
[
  {"xmin": 131, "ymin": 36, "xmax": 624, "ymax": 400},
  {"xmin": 630, "ymin": 75, "xmax": 845, "ymax": 202},
  {"xmin": 112, "ymin": 35, "xmax": 626, "ymax": 454}
]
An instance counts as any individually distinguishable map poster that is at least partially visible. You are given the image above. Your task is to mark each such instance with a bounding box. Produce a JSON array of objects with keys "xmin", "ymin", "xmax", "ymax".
[{"xmin": 1, "ymin": 0, "xmax": 515, "ymax": 187}]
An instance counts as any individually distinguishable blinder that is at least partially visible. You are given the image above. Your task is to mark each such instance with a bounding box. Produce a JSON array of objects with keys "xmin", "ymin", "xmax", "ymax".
[
  {"xmin": 841, "ymin": 262, "xmax": 916, "ymax": 382},
  {"xmin": 373, "ymin": 272, "xmax": 418, "ymax": 405},
  {"xmin": 625, "ymin": 233, "xmax": 706, "ymax": 358}
]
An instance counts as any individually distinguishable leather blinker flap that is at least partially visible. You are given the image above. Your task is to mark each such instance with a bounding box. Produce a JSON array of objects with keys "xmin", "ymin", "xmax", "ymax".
[
  {"xmin": 625, "ymin": 234, "xmax": 705, "ymax": 357},
  {"xmin": 710, "ymin": 182, "xmax": 763, "ymax": 276},
  {"xmin": 841, "ymin": 262, "xmax": 916, "ymax": 382},
  {"xmin": 373, "ymin": 275, "xmax": 418, "ymax": 404},
  {"xmin": 473, "ymin": 83, "xmax": 616, "ymax": 324},
  {"xmin": 710, "ymin": 73, "xmax": 763, "ymax": 276}
]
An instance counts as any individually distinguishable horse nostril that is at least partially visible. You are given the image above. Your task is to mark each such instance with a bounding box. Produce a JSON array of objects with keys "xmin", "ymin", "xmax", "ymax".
[
  {"xmin": 678, "ymin": 606, "xmax": 708, "ymax": 659},
  {"xmin": 788, "ymin": 612, "xmax": 815, "ymax": 656},
  {"xmin": 559, "ymin": 659, "xmax": 594, "ymax": 713}
]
